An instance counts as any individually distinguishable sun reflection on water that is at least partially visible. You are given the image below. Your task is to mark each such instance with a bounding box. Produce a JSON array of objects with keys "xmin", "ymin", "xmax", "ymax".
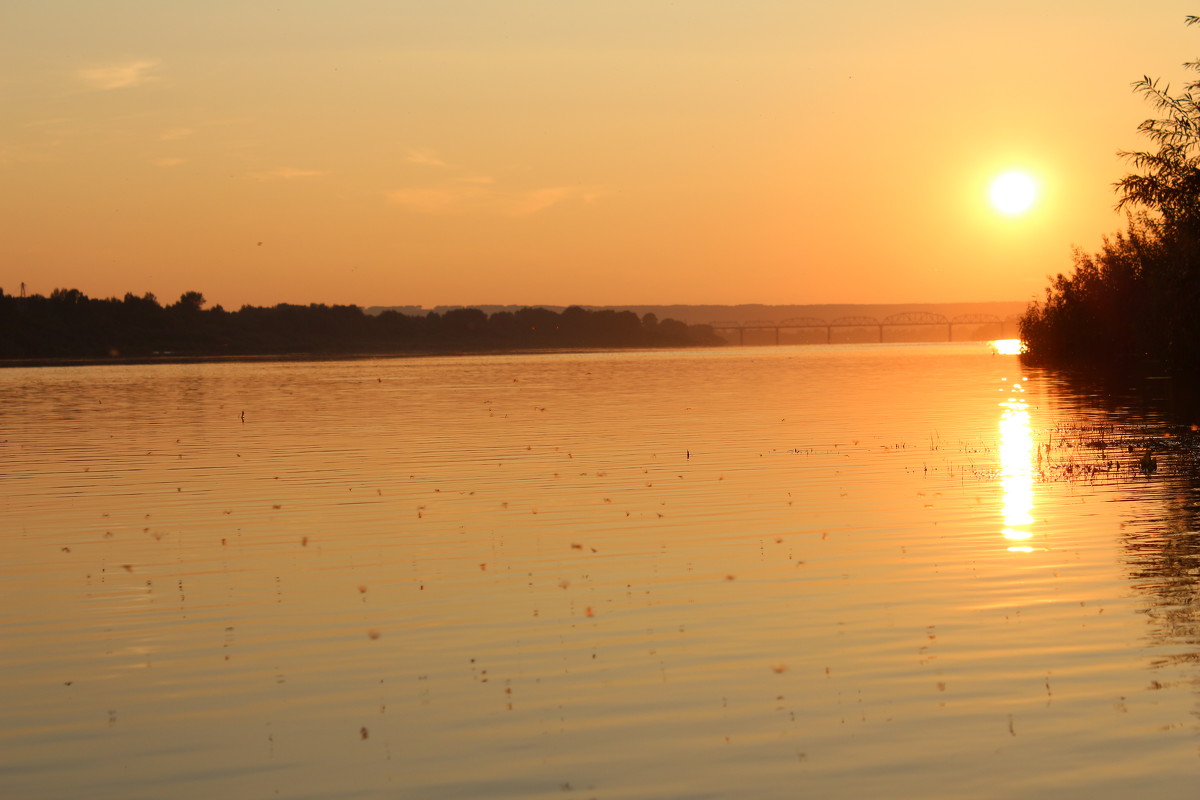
[
  {"xmin": 991, "ymin": 338, "xmax": 1027, "ymax": 355},
  {"xmin": 998, "ymin": 379, "xmax": 1035, "ymax": 551}
]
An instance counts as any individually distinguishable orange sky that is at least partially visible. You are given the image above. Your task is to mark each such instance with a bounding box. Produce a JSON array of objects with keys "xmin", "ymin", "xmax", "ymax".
[{"xmin": 2, "ymin": 2, "xmax": 1197, "ymax": 310}]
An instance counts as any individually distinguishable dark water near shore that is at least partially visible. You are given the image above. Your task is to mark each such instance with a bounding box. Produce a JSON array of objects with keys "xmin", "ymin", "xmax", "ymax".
[{"xmin": 2, "ymin": 342, "xmax": 1198, "ymax": 799}]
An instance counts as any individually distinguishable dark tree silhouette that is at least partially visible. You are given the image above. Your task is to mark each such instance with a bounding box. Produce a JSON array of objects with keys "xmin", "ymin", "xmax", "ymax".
[
  {"xmin": 1116, "ymin": 17, "xmax": 1200, "ymax": 232},
  {"xmin": 1022, "ymin": 17, "xmax": 1200, "ymax": 373},
  {"xmin": 173, "ymin": 291, "xmax": 206, "ymax": 312}
]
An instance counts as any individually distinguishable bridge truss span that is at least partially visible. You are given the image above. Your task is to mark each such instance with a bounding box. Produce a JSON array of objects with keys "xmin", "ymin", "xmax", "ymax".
[
  {"xmin": 708, "ymin": 311, "xmax": 1015, "ymax": 345},
  {"xmin": 829, "ymin": 315, "xmax": 882, "ymax": 328},
  {"xmin": 949, "ymin": 313, "xmax": 1005, "ymax": 338},
  {"xmin": 778, "ymin": 316, "xmax": 832, "ymax": 328},
  {"xmin": 950, "ymin": 313, "xmax": 1003, "ymax": 325},
  {"xmin": 882, "ymin": 312, "xmax": 950, "ymax": 326}
]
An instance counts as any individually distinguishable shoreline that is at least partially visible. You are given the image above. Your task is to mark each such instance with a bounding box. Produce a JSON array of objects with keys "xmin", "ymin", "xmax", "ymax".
[
  {"xmin": 0, "ymin": 344, "xmax": 719, "ymax": 370},
  {"xmin": 0, "ymin": 336, "xmax": 1021, "ymax": 370}
]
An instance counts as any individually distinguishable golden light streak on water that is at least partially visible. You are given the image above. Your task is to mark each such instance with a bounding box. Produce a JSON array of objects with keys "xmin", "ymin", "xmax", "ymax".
[
  {"xmin": 999, "ymin": 378, "xmax": 1035, "ymax": 551},
  {"xmin": 991, "ymin": 338, "xmax": 1027, "ymax": 355}
]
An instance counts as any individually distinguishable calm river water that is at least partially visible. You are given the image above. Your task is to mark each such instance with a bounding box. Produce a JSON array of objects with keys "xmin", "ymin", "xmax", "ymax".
[{"xmin": 2, "ymin": 343, "xmax": 1199, "ymax": 799}]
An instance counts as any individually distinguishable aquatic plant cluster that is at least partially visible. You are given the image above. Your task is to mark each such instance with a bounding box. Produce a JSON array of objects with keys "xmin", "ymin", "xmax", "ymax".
[
  {"xmin": 1021, "ymin": 18, "xmax": 1200, "ymax": 373},
  {"xmin": 0, "ymin": 288, "xmax": 722, "ymax": 360},
  {"xmin": 1022, "ymin": 421, "xmax": 1200, "ymax": 484}
]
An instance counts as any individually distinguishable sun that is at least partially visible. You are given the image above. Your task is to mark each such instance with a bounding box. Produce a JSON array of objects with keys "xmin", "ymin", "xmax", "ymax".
[{"xmin": 989, "ymin": 171, "xmax": 1038, "ymax": 215}]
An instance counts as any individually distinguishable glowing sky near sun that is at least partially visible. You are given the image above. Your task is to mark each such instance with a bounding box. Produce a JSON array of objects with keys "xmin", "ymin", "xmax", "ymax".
[{"xmin": 2, "ymin": 1, "xmax": 1196, "ymax": 309}]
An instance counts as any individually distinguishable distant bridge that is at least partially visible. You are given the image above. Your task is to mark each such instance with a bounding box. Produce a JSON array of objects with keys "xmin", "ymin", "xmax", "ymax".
[{"xmin": 708, "ymin": 313, "xmax": 1017, "ymax": 345}]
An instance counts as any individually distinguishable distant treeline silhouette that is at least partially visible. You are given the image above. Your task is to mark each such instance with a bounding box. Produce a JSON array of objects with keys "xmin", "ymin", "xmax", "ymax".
[
  {"xmin": 1020, "ymin": 17, "xmax": 1200, "ymax": 373},
  {"xmin": 0, "ymin": 288, "xmax": 723, "ymax": 360}
]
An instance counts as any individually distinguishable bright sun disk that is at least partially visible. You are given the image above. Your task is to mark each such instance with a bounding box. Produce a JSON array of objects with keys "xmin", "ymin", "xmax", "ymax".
[{"xmin": 989, "ymin": 171, "xmax": 1038, "ymax": 215}]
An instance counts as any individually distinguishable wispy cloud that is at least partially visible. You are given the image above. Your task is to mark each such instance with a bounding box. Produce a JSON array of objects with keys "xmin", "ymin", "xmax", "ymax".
[
  {"xmin": 507, "ymin": 186, "xmax": 611, "ymax": 216},
  {"xmin": 160, "ymin": 127, "xmax": 193, "ymax": 141},
  {"xmin": 251, "ymin": 167, "xmax": 328, "ymax": 180},
  {"xmin": 385, "ymin": 186, "xmax": 476, "ymax": 213},
  {"xmin": 77, "ymin": 59, "xmax": 161, "ymax": 90},
  {"xmin": 388, "ymin": 146, "xmax": 610, "ymax": 215},
  {"xmin": 405, "ymin": 148, "xmax": 449, "ymax": 167},
  {"xmin": 387, "ymin": 182, "xmax": 610, "ymax": 216}
]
